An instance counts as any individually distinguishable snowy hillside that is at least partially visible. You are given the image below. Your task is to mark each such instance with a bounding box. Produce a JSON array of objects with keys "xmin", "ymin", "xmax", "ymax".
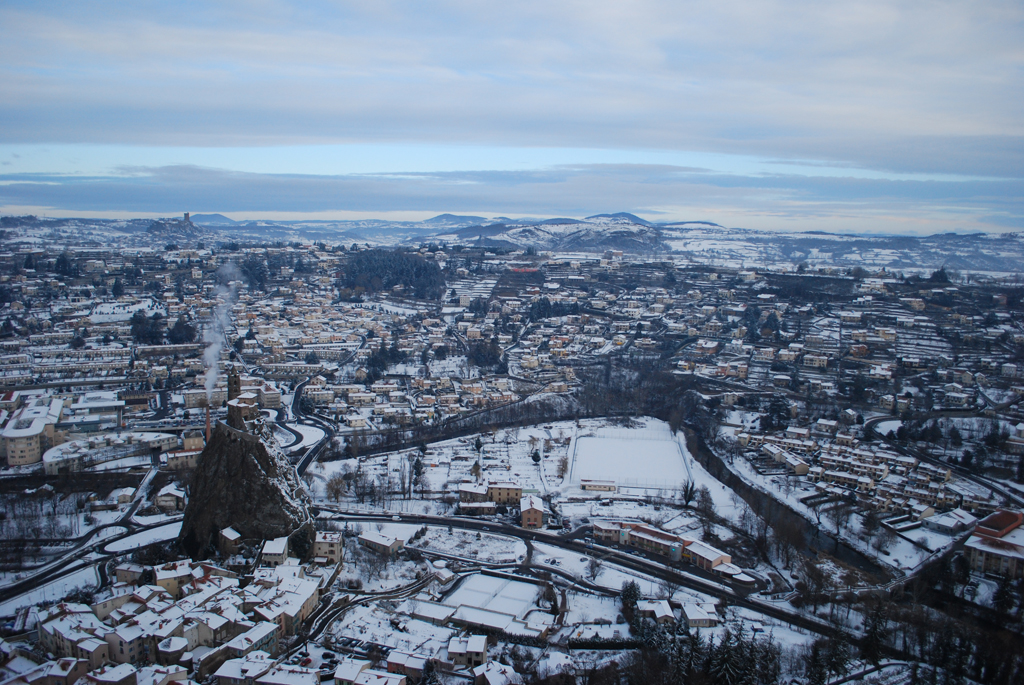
[
  {"xmin": 3, "ymin": 212, "xmax": 1023, "ymax": 272},
  {"xmin": 433, "ymin": 214, "xmax": 666, "ymax": 252}
]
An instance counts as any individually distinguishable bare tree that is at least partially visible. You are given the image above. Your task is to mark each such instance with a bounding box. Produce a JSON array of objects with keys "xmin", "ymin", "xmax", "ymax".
[
  {"xmin": 679, "ymin": 480, "xmax": 697, "ymax": 507},
  {"xmin": 658, "ymin": 577, "xmax": 679, "ymax": 600},
  {"xmin": 825, "ymin": 503, "xmax": 855, "ymax": 549},
  {"xmin": 695, "ymin": 485, "xmax": 717, "ymax": 537},
  {"xmin": 325, "ymin": 473, "xmax": 346, "ymax": 501},
  {"xmin": 873, "ymin": 526, "xmax": 896, "ymax": 555}
]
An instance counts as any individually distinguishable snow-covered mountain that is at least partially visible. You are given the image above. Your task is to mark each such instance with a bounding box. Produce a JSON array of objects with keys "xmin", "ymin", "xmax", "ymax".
[
  {"xmin": 433, "ymin": 214, "xmax": 667, "ymax": 252},
  {"xmin": 3, "ymin": 212, "xmax": 1022, "ymax": 273}
]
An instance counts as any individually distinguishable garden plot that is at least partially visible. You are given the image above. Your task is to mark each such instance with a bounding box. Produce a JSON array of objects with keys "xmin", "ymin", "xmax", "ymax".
[
  {"xmin": 874, "ymin": 526, "xmax": 956, "ymax": 572},
  {"xmin": 336, "ymin": 549, "xmax": 422, "ymax": 593},
  {"xmin": 560, "ymin": 593, "xmax": 624, "ymax": 630},
  {"xmin": 0, "ymin": 491, "xmax": 127, "ymax": 541},
  {"xmin": 410, "ymin": 526, "xmax": 526, "ymax": 563},
  {"xmin": 346, "ymin": 522, "xmax": 421, "ymax": 543}
]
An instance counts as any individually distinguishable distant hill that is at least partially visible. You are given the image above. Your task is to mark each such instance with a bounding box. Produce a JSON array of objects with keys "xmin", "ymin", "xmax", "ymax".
[
  {"xmin": 190, "ymin": 213, "xmax": 239, "ymax": 225},
  {"xmin": 659, "ymin": 220, "xmax": 723, "ymax": 228},
  {"xmin": 421, "ymin": 213, "xmax": 488, "ymax": 225},
  {"xmin": 3, "ymin": 212, "xmax": 1023, "ymax": 271},
  {"xmin": 586, "ymin": 212, "xmax": 656, "ymax": 227},
  {"xmin": 433, "ymin": 215, "xmax": 667, "ymax": 252},
  {"xmin": 540, "ymin": 217, "xmax": 587, "ymax": 225}
]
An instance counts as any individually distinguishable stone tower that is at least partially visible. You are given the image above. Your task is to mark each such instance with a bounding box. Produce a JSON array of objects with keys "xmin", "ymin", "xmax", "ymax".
[{"xmin": 227, "ymin": 365, "xmax": 242, "ymax": 401}]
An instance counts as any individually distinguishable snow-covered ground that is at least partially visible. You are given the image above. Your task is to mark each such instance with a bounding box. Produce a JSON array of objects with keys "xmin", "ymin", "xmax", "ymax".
[
  {"xmin": 315, "ymin": 417, "xmax": 744, "ymax": 532},
  {"xmin": 287, "ymin": 423, "xmax": 326, "ymax": 449},
  {"xmin": 330, "ymin": 601, "xmax": 455, "ymax": 654},
  {"xmin": 0, "ymin": 565, "xmax": 99, "ymax": 617},
  {"xmin": 104, "ymin": 521, "xmax": 182, "ymax": 552},
  {"xmin": 410, "ymin": 526, "xmax": 527, "ymax": 564},
  {"xmin": 875, "ymin": 420, "xmax": 902, "ymax": 436},
  {"xmin": 131, "ymin": 512, "xmax": 178, "ymax": 526},
  {"xmin": 571, "ymin": 433, "xmax": 687, "ymax": 489}
]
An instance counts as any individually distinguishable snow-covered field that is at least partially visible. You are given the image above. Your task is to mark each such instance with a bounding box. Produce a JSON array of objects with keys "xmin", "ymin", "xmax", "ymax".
[
  {"xmin": 314, "ymin": 417, "xmax": 743, "ymax": 528},
  {"xmin": 411, "ymin": 526, "xmax": 527, "ymax": 563},
  {"xmin": 571, "ymin": 434, "xmax": 687, "ymax": 489}
]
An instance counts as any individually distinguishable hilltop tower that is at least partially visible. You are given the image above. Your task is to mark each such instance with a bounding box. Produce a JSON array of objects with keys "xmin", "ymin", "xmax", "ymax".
[{"xmin": 227, "ymin": 365, "xmax": 242, "ymax": 401}]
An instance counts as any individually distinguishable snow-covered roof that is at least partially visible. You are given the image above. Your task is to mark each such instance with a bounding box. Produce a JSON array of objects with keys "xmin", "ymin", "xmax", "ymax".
[
  {"xmin": 448, "ymin": 634, "xmax": 487, "ymax": 655},
  {"xmin": 214, "ymin": 652, "xmax": 273, "ymax": 682},
  {"xmin": 520, "ymin": 494, "xmax": 544, "ymax": 512},
  {"xmin": 358, "ymin": 531, "xmax": 399, "ymax": 548},
  {"xmin": 473, "ymin": 661, "xmax": 522, "ymax": 685},
  {"xmin": 334, "ymin": 658, "xmax": 371, "ymax": 683},
  {"xmin": 681, "ymin": 602, "xmax": 718, "ymax": 623},
  {"xmin": 224, "ymin": 621, "xmax": 278, "ymax": 653},
  {"xmin": 0, "ymin": 417, "xmax": 46, "ymax": 438},
  {"xmin": 262, "ymin": 536, "xmax": 289, "ymax": 557}
]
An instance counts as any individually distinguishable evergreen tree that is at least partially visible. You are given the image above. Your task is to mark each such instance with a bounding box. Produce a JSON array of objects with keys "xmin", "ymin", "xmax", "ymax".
[
  {"xmin": 167, "ymin": 316, "xmax": 196, "ymax": 344},
  {"xmin": 684, "ymin": 629, "xmax": 706, "ymax": 683},
  {"xmin": 708, "ymin": 629, "xmax": 742, "ymax": 685},
  {"xmin": 756, "ymin": 631, "xmax": 782, "ymax": 685},
  {"xmin": 825, "ymin": 634, "xmax": 851, "ymax": 679},
  {"xmin": 861, "ymin": 601, "xmax": 889, "ymax": 666},
  {"xmin": 667, "ymin": 630, "xmax": 690, "ymax": 684},
  {"xmin": 620, "ymin": 580, "xmax": 641, "ymax": 621},
  {"xmin": 733, "ymin": 625, "xmax": 756, "ymax": 685},
  {"xmin": 805, "ymin": 640, "xmax": 828, "ymax": 685},
  {"xmin": 992, "ymin": 576, "xmax": 1015, "ymax": 615},
  {"xmin": 419, "ymin": 660, "xmax": 441, "ymax": 685}
]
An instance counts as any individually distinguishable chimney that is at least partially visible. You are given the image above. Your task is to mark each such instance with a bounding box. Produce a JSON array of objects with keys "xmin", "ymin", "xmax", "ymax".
[{"xmin": 205, "ymin": 405, "xmax": 211, "ymax": 444}]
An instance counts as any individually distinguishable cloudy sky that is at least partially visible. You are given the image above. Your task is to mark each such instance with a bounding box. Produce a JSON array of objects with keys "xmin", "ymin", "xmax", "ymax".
[{"xmin": 0, "ymin": 1, "xmax": 1021, "ymax": 233}]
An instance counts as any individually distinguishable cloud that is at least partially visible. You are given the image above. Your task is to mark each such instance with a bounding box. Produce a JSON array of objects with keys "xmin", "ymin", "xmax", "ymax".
[
  {"xmin": 1, "ymin": 163, "xmax": 1020, "ymax": 234},
  {"xmin": 1, "ymin": 1, "xmax": 1022, "ymax": 179}
]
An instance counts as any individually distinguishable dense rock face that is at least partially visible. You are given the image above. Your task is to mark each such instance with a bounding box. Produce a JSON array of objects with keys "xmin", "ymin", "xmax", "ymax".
[
  {"xmin": 178, "ymin": 422, "xmax": 311, "ymax": 560},
  {"xmin": 147, "ymin": 217, "xmax": 204, "ymax": 240}
]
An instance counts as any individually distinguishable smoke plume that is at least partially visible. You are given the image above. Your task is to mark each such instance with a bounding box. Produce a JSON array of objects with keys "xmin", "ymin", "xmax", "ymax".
[{"xmin": 203, "ymin": 262, "xmax": 241, "ymax": 402}]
